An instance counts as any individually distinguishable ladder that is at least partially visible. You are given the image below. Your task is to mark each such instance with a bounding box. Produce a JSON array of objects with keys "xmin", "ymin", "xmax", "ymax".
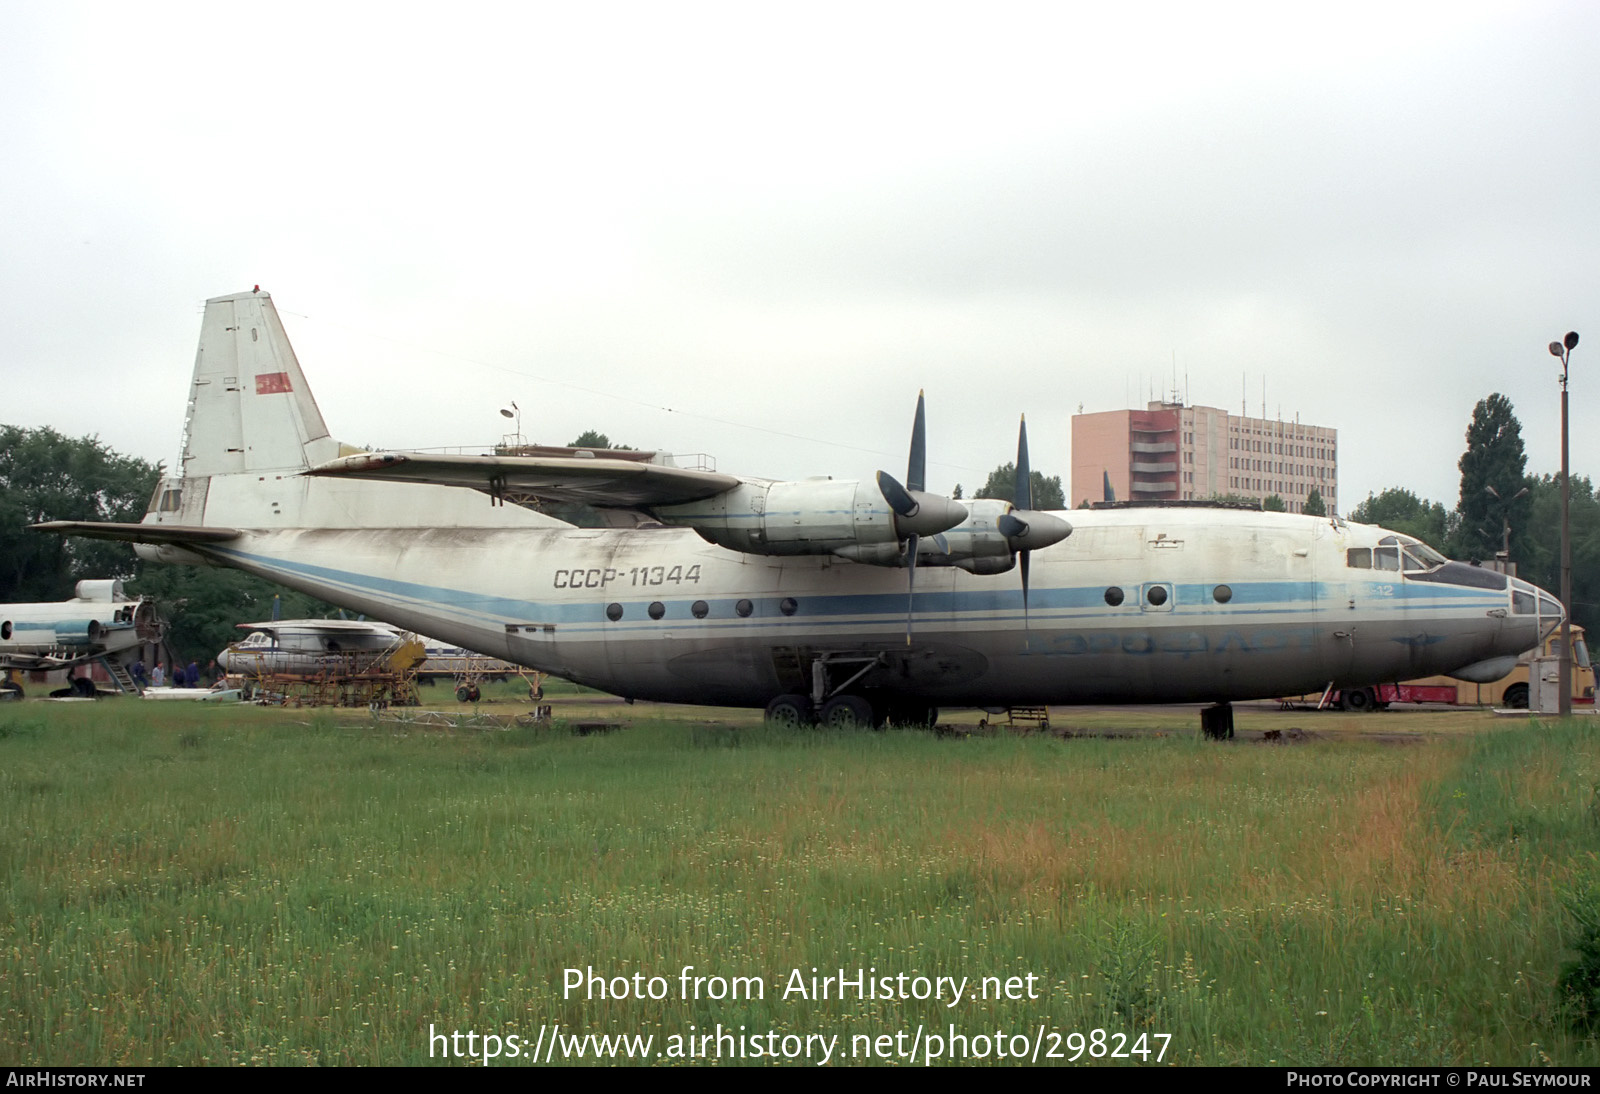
[{"xmin": 98, "ymin": 656, "xmax": 142, "ymax": 696}]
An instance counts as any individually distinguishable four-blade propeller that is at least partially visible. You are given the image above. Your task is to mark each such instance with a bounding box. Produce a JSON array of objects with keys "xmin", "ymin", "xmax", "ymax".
[{"xmin": 878, "ymin": 395, "xmax": 1070, "ymax": 644}]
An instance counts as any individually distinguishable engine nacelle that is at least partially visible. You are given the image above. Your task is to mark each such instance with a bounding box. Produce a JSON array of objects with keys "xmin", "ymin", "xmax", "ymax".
[{"xmin": 658, "ymin": 478, "xmax": 904, "ymax": 556}]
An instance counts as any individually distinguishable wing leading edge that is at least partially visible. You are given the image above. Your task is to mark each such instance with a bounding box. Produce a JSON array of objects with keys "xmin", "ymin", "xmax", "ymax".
[{"xmin": 304, "ymin": 451, "xmax": 741, "ymax": 509}]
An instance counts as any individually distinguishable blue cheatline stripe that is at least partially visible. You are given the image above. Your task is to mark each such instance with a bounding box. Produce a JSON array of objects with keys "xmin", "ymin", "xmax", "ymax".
[{"xmin": 209, "ymin": 545, "xmax": 1506, "ymax": 639}]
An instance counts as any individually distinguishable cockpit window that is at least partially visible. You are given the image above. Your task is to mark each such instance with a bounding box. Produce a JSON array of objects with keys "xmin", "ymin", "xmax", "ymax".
[
  {"xmin": 1347, "ymin": 548, "xmax": 1372, "ymax": 569},
  {"xmin": 1374, "ymin": 546, "xmax": 1401, "ymax": 571},
  {"xmin": 1513, "ymin": 590, "xmax": 1536, "ymax": 615},
  {"xmin": 1401, "ymin": 545, "xmax": 1446, "ymax": 572}
]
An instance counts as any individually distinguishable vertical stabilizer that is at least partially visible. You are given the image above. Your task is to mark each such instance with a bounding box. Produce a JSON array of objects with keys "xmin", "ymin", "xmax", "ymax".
[
  {"xmin": 145, "ymin": 289, "xmax": 566, "ymax": 533},
  {"xmin": 181, "ymin": 290, "xmax": 337, "ymax": 477}
]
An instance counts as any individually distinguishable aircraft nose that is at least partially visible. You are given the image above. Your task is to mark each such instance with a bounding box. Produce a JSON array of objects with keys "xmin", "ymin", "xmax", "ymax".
[{"xmin": 1512, "ymin": 576, "xmax": 1566, "ymax": 632}]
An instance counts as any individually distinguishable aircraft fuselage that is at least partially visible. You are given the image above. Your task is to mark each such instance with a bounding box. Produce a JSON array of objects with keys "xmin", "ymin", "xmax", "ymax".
[{"xmin": 150, "ymin": 506, "xmax": 1550, "ymax": 709}]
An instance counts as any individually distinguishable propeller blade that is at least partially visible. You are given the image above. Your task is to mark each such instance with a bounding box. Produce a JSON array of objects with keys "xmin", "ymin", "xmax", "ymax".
[
  {"xmin": 1013, "ymin": 414, "xmax": 1033, "ymax": 643},
  {"xmin": 1014, "ymin": 413, "xmax": 1031, "ymax": 511},
  {"xmin": 905, "ymin": 533, "xmax": 918, "ymax": 645},
  {"xmin": 876, "ymin": 470, "xmax": 917, "ymax": 518},
  {"xmin": 907, "ymin": 391, "xmax": 927, "ymax": 493},
  {"xmin": 1019, "ymin": 547, "xmax": 1031, "ymax": 632}
]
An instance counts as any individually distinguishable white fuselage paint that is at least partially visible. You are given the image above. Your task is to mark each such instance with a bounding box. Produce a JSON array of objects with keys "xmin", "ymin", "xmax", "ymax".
[{"xmin": 149, "ymin": 506, "xmax": 1546, "ymax": 709}]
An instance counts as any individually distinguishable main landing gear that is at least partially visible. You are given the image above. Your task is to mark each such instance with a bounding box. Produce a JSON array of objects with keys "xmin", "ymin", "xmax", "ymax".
[{"xmin": 762, "ymin": 653, "xmax": 938, "ymax": 730}]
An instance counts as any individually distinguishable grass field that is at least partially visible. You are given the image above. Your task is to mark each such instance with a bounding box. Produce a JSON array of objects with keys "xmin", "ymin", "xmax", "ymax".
[{"xmin": 3, "ymin": 695, "xmax": 1599, "ymax": 1066}]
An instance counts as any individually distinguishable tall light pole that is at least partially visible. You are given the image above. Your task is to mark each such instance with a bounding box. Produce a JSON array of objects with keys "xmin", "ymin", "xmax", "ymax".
[{"xmin": 1550, "ymin": 331, "xmax": 1580, "ymax": 717}]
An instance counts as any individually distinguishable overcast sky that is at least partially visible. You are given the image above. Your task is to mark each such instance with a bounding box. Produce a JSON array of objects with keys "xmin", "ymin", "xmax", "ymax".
[{"xmin": 2, "ymin": 1, "xmax": 1596, "ymax": 514}]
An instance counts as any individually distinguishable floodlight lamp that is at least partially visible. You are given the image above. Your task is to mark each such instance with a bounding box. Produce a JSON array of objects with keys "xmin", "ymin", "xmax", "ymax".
[
  {"xmin": 1551, "ymin": 342, "xmax": 1565, "ymax": 358},
  {"xmin": 500, "ymin": 408, "xmax": 515, "ymax": 419},
  {"xmin": 1566, "ymin": 332, "xmax": 1580, "ymax": 351}
]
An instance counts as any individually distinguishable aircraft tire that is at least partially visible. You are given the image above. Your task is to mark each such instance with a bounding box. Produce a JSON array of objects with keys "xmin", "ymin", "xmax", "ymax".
[
  {"xmin": 1504, "ymin": 683, "xmax": 1530, "ymax": 709},
  {"xmin": 0, "ymin": 684, "xmax": 22, "ymax": 702},
  {"xmin": 468, "ymin": 685, "xmax": 481, "ymax": 702},
  {"xmin": 456, "ymin": 685, "xmax": 471, "ymax": 703},
  {"xmin": 71, "ymin": 676, "xmax": 96, "ymax": 698},
  {"xmin": 1340, "ymin": 687, "xmax": 1376, "ymax": 713},
  {"xmin": 819, "ymin": 694, "xmax": 875, "ymax": 731},
  {"xmin": 764, "ymin": 693, "xmax": 815, "ymax": 728}
]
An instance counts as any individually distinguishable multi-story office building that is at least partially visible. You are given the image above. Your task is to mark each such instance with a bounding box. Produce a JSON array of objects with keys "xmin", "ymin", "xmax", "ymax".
[{"xmin": 1070, "ymin": 401, "xmax": 1337, "ymax": 514}]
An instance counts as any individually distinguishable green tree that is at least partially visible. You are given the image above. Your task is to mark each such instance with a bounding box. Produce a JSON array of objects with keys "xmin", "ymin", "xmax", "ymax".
[
  {"xmin": 1262, "ymin": 494, "xmax": 1286, "ymax": 512},
  {"xmin": 1349, "ymin": 488, "xmax": 1453, "ymax": 552},
  {"xmin": 0, "ymin": 425, "xmax": 161, "ymax": 602},
  {"xmin": 567, "ymin": 431, "xmax": 633, "ymax": 451},
  {"xmin": 1303, "ymin": 488, "xmax": 1326, "ymax": 517},
  {"xmin": 127, "ymin": 566, "xmax": 343, "ymax": 667},
  {"xmin": 1514, "ymin": 474, "xmax": 1600, "ymax": 636},
  {"xmin": 1454, "ymin": 394, "xmax": 1530, "ymax": 562},
  {"xmin": 975, "ymin": 463, "xmax": 1065, "ymax": 510}
]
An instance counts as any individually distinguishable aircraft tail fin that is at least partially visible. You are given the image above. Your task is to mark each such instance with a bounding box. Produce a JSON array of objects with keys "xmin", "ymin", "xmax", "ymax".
[
  {"xmin": 179, "ymin": 289, "xmax": 341, "ymax": 477},
  {"xmin": 139, "ymin": 289, "xmax": 566, "ymax": 533}
]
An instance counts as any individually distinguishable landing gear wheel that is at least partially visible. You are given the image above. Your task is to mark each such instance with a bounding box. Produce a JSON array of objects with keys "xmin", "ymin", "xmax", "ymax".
[
  {"xmin": 1340, "ymin": 687, "xmax": 1376, "ymax": 712},
  {"xmin": 70, "ymin": 676, "xmax": 96, "ymax": 698},
  {"xmin": 456, "ymin": 685, "xmax": 471, "ymax": 703},
  {"xmin": 529, "ymin": 685, "xmax": 544, "ymax": 701},
  {"xmin": 1504, "ymin": 682, "xmax": 1530, "ymax": 709},
  {"xmin": 468, "ymin": 685, "xmax": 481, "ymax": 703},
  {"xmin": 819, "ymin": 694, "xmax": 875, "ymax": 730},
  {"xmin": 764, "ymin": 693, "xmax": 815, "ymax": 728},
  {"xmin": 0, "ymin": 683, "xmax": 22, "ymax": 702}
]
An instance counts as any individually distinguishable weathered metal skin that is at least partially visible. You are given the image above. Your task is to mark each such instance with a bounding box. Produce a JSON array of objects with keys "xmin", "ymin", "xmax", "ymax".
[{"xmin": 161, "ymin": 507, "xmax": 1552, "ymax": 709}]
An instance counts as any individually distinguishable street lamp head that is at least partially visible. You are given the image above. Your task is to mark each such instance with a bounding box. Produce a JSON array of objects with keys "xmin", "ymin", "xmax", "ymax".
[
  {"xmin": 1551, "ymin": 341, "xmax": 1565, "ymax": 358},
  {"xmin": 1566, "ymin": 331, "xmax": 1580, "ymax": 351}
]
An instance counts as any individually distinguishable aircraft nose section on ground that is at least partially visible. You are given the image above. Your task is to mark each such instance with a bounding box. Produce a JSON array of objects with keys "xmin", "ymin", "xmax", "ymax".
[{"xmin": 1511, "ymin": 575, "xmax": 1566, "ymax": 633}]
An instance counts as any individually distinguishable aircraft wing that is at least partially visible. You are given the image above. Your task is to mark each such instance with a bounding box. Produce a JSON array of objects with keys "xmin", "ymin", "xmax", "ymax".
[
  {"xmin": 31, "ymin": 521, "xmax": 243, "ymax": 544},
  {"xmin": 305, "ymin": 452, "xmax": 741, "ymax": 508},
  {"xmin": 235, "ymin": 619, "xmax": 400, "ymax": 634},
  {"xmin": 0, "ymin": 651, "xmax": 91, "ymax": 671}
]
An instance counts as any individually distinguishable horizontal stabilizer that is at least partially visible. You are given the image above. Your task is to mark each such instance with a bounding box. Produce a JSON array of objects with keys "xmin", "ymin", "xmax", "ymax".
[
  {"xmin": 32, "ymin": 521, "xmax": 243, "ymax": 545},
  {"xmin": 305, "ymin": 452, "xmax": 740, "ymax": 509}
]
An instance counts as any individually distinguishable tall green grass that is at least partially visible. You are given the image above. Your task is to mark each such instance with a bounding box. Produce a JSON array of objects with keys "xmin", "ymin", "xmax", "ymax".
[{"xmin": 2, "ymin": 702, "xmax": 1596, "ymax": 1065}]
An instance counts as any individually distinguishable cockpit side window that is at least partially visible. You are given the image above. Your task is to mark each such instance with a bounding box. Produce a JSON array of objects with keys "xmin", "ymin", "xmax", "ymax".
[
  {"xmin": 1513, "ymin": 590, "xmax": 1536, "ymax": 615},
  {"xmin": 1374, "ymin": 546, "xmax": 1401, "ymax": 571},
  {"xmin": 1402, "ymin": 546, "xmax": 1443, "ymax": 572},
  {"xmin": 1347, "ymin": 548, "xmax": 1372, "ymax": 569}
]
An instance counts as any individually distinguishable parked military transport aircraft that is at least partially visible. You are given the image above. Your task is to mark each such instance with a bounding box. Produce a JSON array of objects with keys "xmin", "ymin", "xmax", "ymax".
[
  {"xmin": 37, "ymin": 290, "xmax": 1566, "ymax": 735},
  {"xmin": 0, "ymin": 580, "xmax": 157, "ymax": 698}
]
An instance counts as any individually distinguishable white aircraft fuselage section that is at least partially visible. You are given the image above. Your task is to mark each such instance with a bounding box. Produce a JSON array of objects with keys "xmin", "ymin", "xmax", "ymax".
[
  {"xmin": 0, "ymin": 580, "xmax": 155, "ymax": 670},
  {"xmin": 154, "ymin": 507, "xmax": 1549, "ymax": 708}
]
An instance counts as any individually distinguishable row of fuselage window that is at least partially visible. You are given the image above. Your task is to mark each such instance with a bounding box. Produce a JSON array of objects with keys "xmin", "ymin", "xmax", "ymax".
[
  {"xmin": 600, "ymin": 587, "xmax": 1238, "ymax": 620},
  {"xmin": 605, "ymin": 597, "xmax": 800, "ymax": 621}
]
